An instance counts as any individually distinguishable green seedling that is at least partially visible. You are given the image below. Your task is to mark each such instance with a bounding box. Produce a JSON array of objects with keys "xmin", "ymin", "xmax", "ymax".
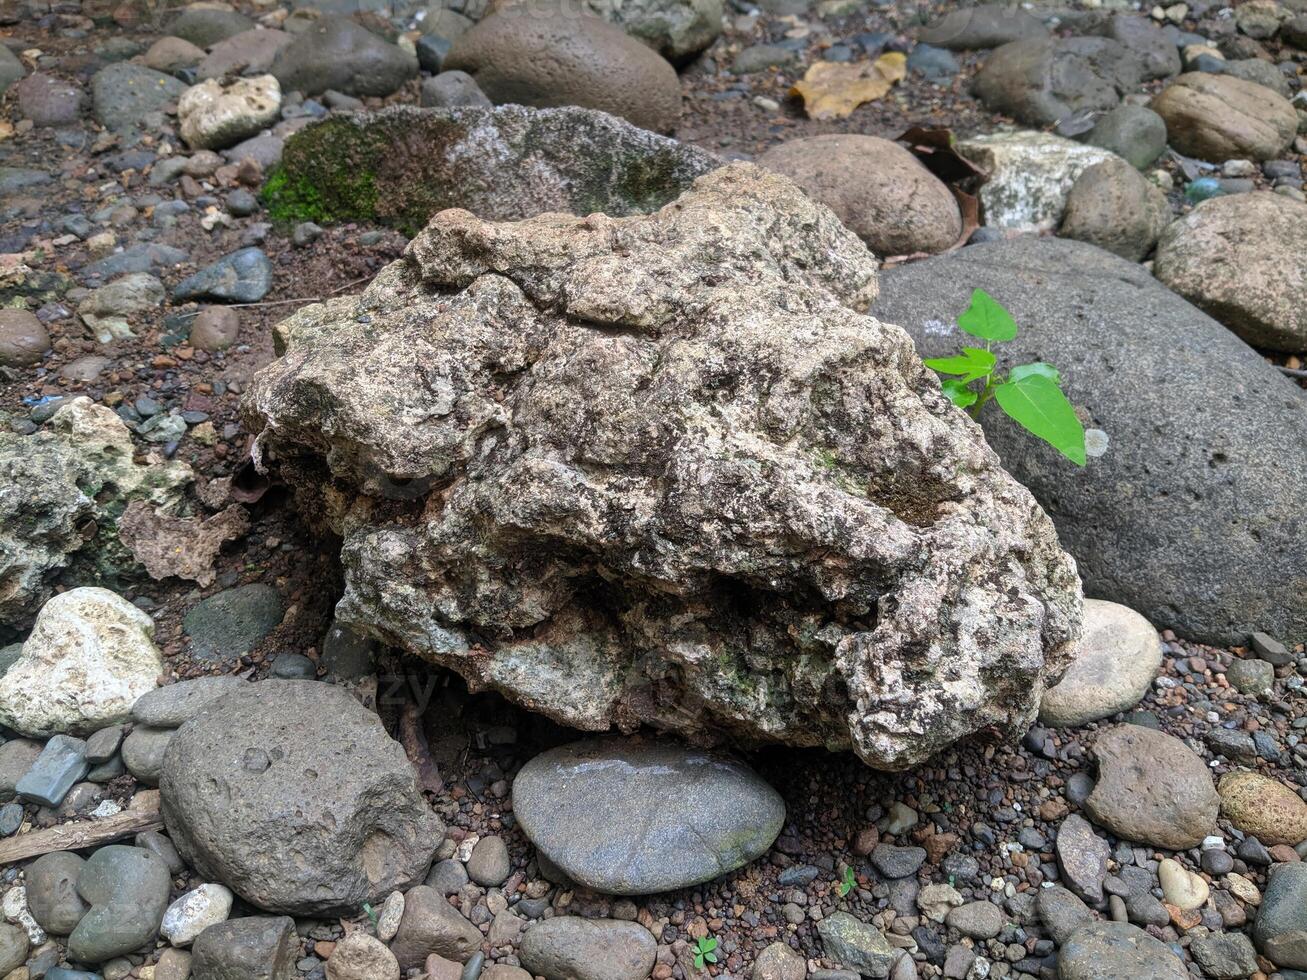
[
  {"xmin": 836, "ymin": 865, "xmax": 856, "ymax": 898},
  {"xmin": 925, "ymin": 288, "xmax": 1086, "ymax": 466},
  {"xmin": 693, "ymin": 935, "xmax": 719, "ymax": 970}
]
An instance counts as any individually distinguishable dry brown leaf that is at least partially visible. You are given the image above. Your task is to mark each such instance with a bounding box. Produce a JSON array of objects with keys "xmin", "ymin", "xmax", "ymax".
[
  {"xmin": 790, "ymin": 52, "xmax": 907, "ymax": 120},
  {"xmin": 118, "ymin": 502, "xmax": 250, "ymax": 586}
]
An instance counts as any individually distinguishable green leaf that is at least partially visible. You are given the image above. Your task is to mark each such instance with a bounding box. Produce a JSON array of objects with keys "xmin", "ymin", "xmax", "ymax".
[
  {"xmin": 993, "ymin": 376, "xmax": 1086, "ymax": 465},
  {"xmin": 706, "ymin": 952, "xmax": 718, "ymax": 964},
  {"xmin": 957, "ymin": 288, "xmax": 1018, "ymax": 342},
  {"xmin": 939, "ymin": 379, "xmax": 978, "ymax": 409},
  {"xmin": 703, "ymin": 939, "xmax": 718, "ymax": 953},
  {"xmin": 923, "ymin": 346, "xmax": 996, "ymax": 382},
  {"xmin": 1009, "ymin": 362, "xmax": 1060, "ymax": 385}
]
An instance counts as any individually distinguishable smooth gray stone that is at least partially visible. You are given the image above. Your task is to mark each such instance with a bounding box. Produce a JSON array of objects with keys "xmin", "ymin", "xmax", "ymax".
[
  {"xmin": 873, "ymin": 236, "xmax": 1307, "ymax": 646},
  {"xmin": 171, "ymin": 247, "xmax": 273, "ymax": 304},
  {"xmin": 16, "ymin": 735, "xmax": 88, "ymax": 807},
  {"xmin": 182, "ymin": 585, "xmax": 284, "ymax": 662},
  {"xmin": 513, "ymin": 737, "xmax": 784, "ymax": 895},
  {"xmin": 66, "ymin": 846, "xmax": 171, "ymax": 962},
  {"xmin": 133, "ymin": 676, "xmax": 248, "ymax": 727}
]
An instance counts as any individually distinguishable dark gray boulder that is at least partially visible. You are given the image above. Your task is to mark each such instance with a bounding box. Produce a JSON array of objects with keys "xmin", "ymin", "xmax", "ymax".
[
  {"xmin": 90, "ymin": 63, "xmax": 187, "ymax": 134},
  {"xmin": 918, "ymin": 3, "xmax": 1047, "ymax": 49},
  {"xmin": 191, "ymin": 916, "xmax": 297, "ymax": 980},
  {"xmin": 973, "ymin": 36, "xmax": 1142, "ymax": 125},
  {"xmin": 270, "ymin": 16, "xmax": 417, "ymax": 97},
  {"xmin": 512, "ymin": 738, "xmax": 784, "ymax": 895},
  {"xmin": 872, "ymin": 236, "xmax": 1307, "ymax": 646},
  {"xmin": 160, "ymin": 681, "xmax": 444, "ymax": 914},
  {"xmin": 1093, "ymin": 14, "xmax": 1181, "ymax": 81}
]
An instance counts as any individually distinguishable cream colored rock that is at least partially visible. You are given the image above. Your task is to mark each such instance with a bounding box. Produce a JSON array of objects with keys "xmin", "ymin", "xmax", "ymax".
[
  {"xmin": 0, "ymin": 588, "xmax": 162, "ymax": 737},
  {"xmin": 1158, "ymin": 858, "xmax": 1208, "ymax": 911},
  {"xmin": 178, "ymin": 74, "xmax": 281, "ymax": 151},
  {"xmin": 1219, "ymin": 770, "xmax": 1307, "ymax": 845},
  {"xmin": 326, "ymin": 932, "xmax": 400, "ymax": 980},
  {"xmin": 161, "ymin": 883, "xmax": 234, "ymax": 946},
  {"xmin": 1150, "ymin": 72, "xmax": 1297, "ymax": 161},
  {"xmin": 959, "ymin": 130, "xmax": 1115, "ymax": 230},
  {"xmin": 758, "ymin": 134, "xmax": 962, "ymax": 258},
  {"xmin": 1039, "ymin": 598, "xmax": 1162, "ymax": 727}
]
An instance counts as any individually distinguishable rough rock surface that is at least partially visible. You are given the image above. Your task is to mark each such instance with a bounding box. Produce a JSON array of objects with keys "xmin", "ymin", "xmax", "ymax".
[
  {"xmin": 959, "ymin": 131, "xmax": 1114, "ymax": 230},
  {"xmin": 1059, "ymin": 921, "xmax": 1188, "ymax": 979},
  {"xmin": 263, "ymin": 105, "xmax": 718, "ymax": 233},
  {"xmin": 1058, "ymin": 157, "xmax": 1172, "ymax": 261},
  {"xmin": 973, "ymin": 37, "xmax": 1141, "ymax": 126},
  {"xmin": 518, "ymin": 917, "xmax": 657, "ymax": 980},
  {"xmin": 0, "ymin": 397, "xmax": 191, "ymax": 634},
  {"xmin": 177, "ymin": 75, "xmax": 281, "ymax": 151},
  {"xmin": 512, "ymin": 738, "xmax": 785, "ymax": 894},
  {"xmin": 757, "ymin": 134, "xmax": 962, "ymax": 257},
  {"xmin": 1153, "ymin": 192, "xmax": 1307, "ymax": 353},
  {"xmin": 0, "ymin": 588, "xmax": 161, "ymax": 738},
  {"xmin": 1149, "ymin": 72, "xmax": 1297, "ymax": 161},
  {"xmin": 872, "ymin": 236, "xmax": 1307, "ymax": 646},
  {"xmin": 444, "ymin": 2, "xmax": 682, "ymax": 133},
  {"xmin": 243, "ymin": 164, "xmax": 1082, "ymax": 770},
  {"xmin": 160, "ymin": 681, "xmax": 444, "ymax": 914}
]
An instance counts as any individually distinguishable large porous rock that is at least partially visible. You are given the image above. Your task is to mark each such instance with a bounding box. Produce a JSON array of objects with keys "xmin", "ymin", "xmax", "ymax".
[
  {"xmin": 270, "ymin": 16, "xmax": 417, "ymax": 97},
  {"xmin": 160, "ymin": 681, "xmax": 444, "ymax": 914},
  {"xmin": 0, "ymin": 588, "xmax": 161, "ymax": 738},
  {"xmin": 973, "ymin": 36, "xmax": 1142, "ymax": 126},
  {"xmin": 872, "ymin": 236, "xmax": 1307, "ymax": 646},
  {"xmin": 1153, "ymin": 192, "xmax": 1307, "ymax": 352},
  {"xmin": 241, "ymin": 163, "xmax": 1082, "ymax": 770},
  {"xmin": 959, "ymin": 131, "xmax": 1115, "ymax": 231},
  {"xmin": 0, "ymin": 397, "xmax": 191, "ymax": 634},
  {"xmin": 1150, "ymin": 72, "xmax": 1297, "ymax": 161},
  {"xmin": 177, "ymin": 75, "xmax": 281, "ymax": 151},
  {"xmin": 512, "ymin": 738, "xmax": 784, "ymax": 894},
  {"xmin": 263, "ymin": 105, "xmax": 717, "ymax": 233},
  {"xmin": 491, "ymin": 0, "xmax": 722, "ymax": 61},
  {"xmin": 444, "ymin": 1, "xmax": 681, "ymax": 133},
  {"xmin": 757, "ymin": 134, "xmax": 962, "ymax": 258}
]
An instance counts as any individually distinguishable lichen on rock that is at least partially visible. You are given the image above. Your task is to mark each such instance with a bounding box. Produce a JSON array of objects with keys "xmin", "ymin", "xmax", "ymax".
[
  {"xmin": 0, "ymin": 397, "xmax": 191, "ymax": 635},
  {"xmin": 243, "ymin": 163, "xmax": 1082, "ymax": 769}
]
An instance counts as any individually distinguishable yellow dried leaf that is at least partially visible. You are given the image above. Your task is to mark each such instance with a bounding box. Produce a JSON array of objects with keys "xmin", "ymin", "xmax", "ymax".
[
  {"xmin": 790, "ymin": 52, "xmax": 907, "ymax": 120},
  {"xmin": 0, "ymin": 121, "xmax": 12, "ymax": 142}
]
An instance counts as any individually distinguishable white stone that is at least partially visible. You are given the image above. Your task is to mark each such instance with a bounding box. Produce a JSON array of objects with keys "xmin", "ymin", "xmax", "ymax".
[
  {"xmin": 1158, "ymin": 858, "xmax": 1208, "ymax": 910},
  {"xmin": 958, "ymin": 131, "xmax": 1116, "ymax": 231},
  {"xmin": 161, "ymin": 883, "xmax": 234, "ymax": 946},
  {"xmin": 2, "ymin": 886, "xmax": 46, "ymax": 945},
  {"xmin": 376, "ymin": 890, "xmax": 405, "ymax": 942},
  {"xmin": 178, "ymin": 74, "xmax": 281, "ymax": 151},
  {"xmin": 1038, "ymin": 598, "xmax": 1162, "ymax": 728},
  {"xmin": 78, "ymin": 272, "xmax": 165, "ymax": 343},
  {"xmin": 0, "ymin": 588, "xmax": 162, "ymax": 737}
]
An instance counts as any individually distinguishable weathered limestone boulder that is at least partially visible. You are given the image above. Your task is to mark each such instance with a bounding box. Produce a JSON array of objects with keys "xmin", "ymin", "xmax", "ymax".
[
  {"xmin": 0, "ymin": 397, "xmax": 191, "ymax": 635},
  {"xmin": 242, "ymin": 164, "xmax": 1082, "ymax": 770},
  {"xmin": 177, "ymin": 75, "xmax": 281, "ymax": 151},
  {"xmin": 263, "ymin": 105, "xmax": 717, "ymax": 233}
]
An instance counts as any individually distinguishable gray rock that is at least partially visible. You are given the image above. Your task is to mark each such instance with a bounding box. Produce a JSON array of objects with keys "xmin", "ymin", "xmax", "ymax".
[
  {"xmin": 1206, "ymin": 728, "xmax": 1259, "ymax": 763},
  {"xmin": 871, "ymin": 844, "xmax": 927, "ymax": 880},
  {"xmin": 122, "ymin": 726, "xmax": 174, "ymax": 785},
  {"xmin": 1255, "ymin": 863, "xmax": 1307, "ymax": 970},
  {"xmin": 973, "ymin": 36, "xmax": 1142, "ymax": 126},
  {"xmin": 0, "ymin": 802, "xmax": 22, "ymax": 835},
  {"xmin": 136, "ymin": 829, "xmax": 186, "ymax": 875},
  {"xmin": 265, "ymin": 104, "xmax": 717, "ymax": 232},
  {"xmin": 67, "ymin": 845, "xmax": 171, "ymax": 963},
  {"xmin": 466, "ymin": 835, "xmax": 510, "ymax": 887},
  {"xmin": 198, "ymin": 28, "xmax": 294, "ymax": 81},
  {"xmin": 160, "ymin": 680, "xmax": 443, "ymax": 915},
  {"xmin": 15, "ymin": 73, "xmax": 84, "ymax": 127},
  {"xmin": 321, "ymin": 620, "xmax": 376, "ymax": 678},
  {"xmin": 518, "ymin": 917, "xmax": 657, "ymax": 980},
  {"xmin": 181, "ymin": 585, "xmax": 283, "ymax": 662},
  {"xmin": 0, "ymin": 45, "xmax": 24, "ymax": 94},
  {"xmin": 27, "ymin": 852, "xmax": 89, "ymax": 936},
  {"xmin": 133, "ymin": 676, "xmax": 249, "ymax": 727},
  {"xmin": 91, "ymin": 64, "xmax": 187, "ymax": 134},
  {"xmin": 1084, "ymin": 104, "xmax": 1169, "ymax": 169},
  {"xmin": 732, "ymin": 43, "xmax": 797, "ymax": 73},
  {"xmin": 0, "ymin": 166, "xmax": 52, "ymax": 194},
  {"xmin": 946, "ymin": 901, "xmax": 1003, "ymax": 939},
  {"xmin": 0, "ymin": 922, "xmax": 27, "ymax": 975},
  {"xmin": 918, "ymin": 4, "xmax": 1046, "ymax": 49},
  {"xmin": 224, "ymin": 133, "xmax": 284, "ymax": 171},
  {"xmin": 269, "ymin": 652, "xmax": 315, "ymax": 678},
  {"xmin": 1056, "ymin": 814, "xmax": 1111, "ymax": 904},
  {"xmin": 419, "ymin": 70, "xmax": 491, "ymax": 108},
  {"xmin": 1226, "ymin": 656, "xmax": 1275, "ymax": 695},
  {"xmin": 172, "ymin": 247, "xmax": 273, "ymax": 304},
  {"xmin": 1036, "ymin": 885, "xmax": 1093, "ymax": 944},
  {"xmin": 83, "ymin": 726, "xmax": 124, "ymax": 764},
  {"xmin": 1084, "ymin": 725, "xmax": 1218, "ymax": 849},
  {"xmin": 817, "ymin": 912, "xmax": 898, "ymax": 978},
  {"xmin": 1153, "ymin": 191, "xmax": 1307, "ymax": 352},
  {"xmin": 388, "ymin": 885, "xmax": 482, "ymax": 969},
  {"xmin": 1059, "ymin": 157, "xmax": 1171, "ymax": 260},
  {"xmin": 1251, "ymin": 631, "xmax": 1294, "ymax": 665},
  {"xmin": 443, "ymin": 0, "xmax": 681, "ymax": 132},
  {"xmin": 244, "ymin": 163, "xmax": 1082, "ymax": 771},
  {"xmin": 82, "ymin": 243, "xmax": 189, "ymax": 282},
  {"xmin": 871, "ymin": 236, "xmax": 1307, "ymax": 647},
  {"xmin": 0, "ymin": 738, "xmax": 43, "ymax": 802},
  {"xmin": 425, "ymin": 859, "xmax": 469, "ymax": 895},
  {"xmin": 1191, "ymin": 931, "xmax": 1259, "ymax": 978},
  {"xmin": 1095, "ymin": 14, "xmax": 1181, "ymax": 80},
  {"xmin": 562, "ymin": 0, "xmax": 722, "ymax": 61},
  {"xmin": 190, "ymin": 916, "xmax": 297, "ymax": 980},
  {"xmin": 1058, "ymin": 921, "xmax": 1187, "ymax": 979},
  {"xmin": 166, "ymin": 6, "xmax": 255, "ymax": 47},
  {"xmin": 513, "ymin": 738, "xmax": 784, "ymax": 894},
  {"xmin": 1038, "ymin": 599, "xmax": 1161, "ymax": 727},
  {"xmin": 16, "ymin": 735, "xmax": 89, "ymax": 807},
  {"xmin": 1217, "ymin": 56, "xmax": 1293, "ymax": 97},
  {"xmin": 271, "ymin": 17, "xmax": 417, "ymax": 97}
]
